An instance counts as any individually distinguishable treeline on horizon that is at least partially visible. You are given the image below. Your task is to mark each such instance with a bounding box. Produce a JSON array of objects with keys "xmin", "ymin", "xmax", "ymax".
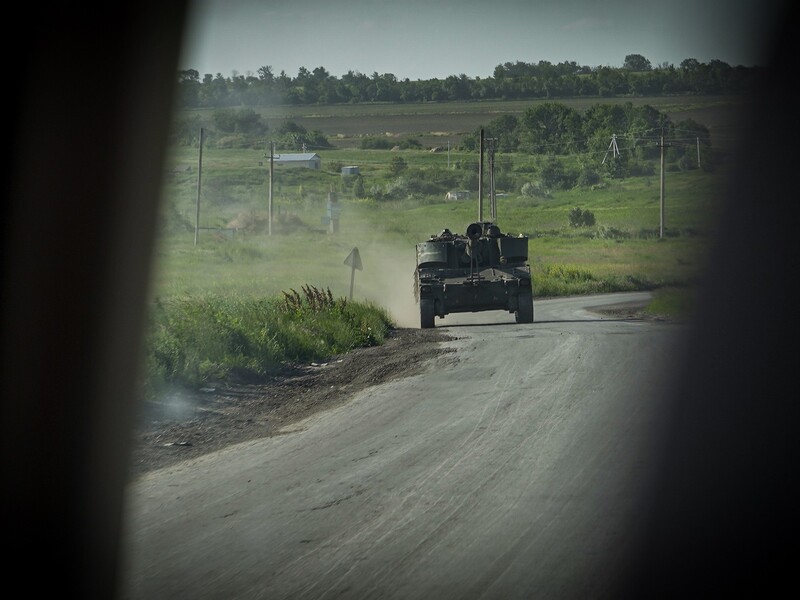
[{"xmin": 176, "ymin": 55, "xmax": 759, "ymax": 108}]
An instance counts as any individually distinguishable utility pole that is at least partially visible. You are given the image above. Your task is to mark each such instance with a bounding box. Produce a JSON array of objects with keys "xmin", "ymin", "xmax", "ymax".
[
  {"xmin": 268, "ymin": 141, "xmax": 274, "ymax": 236},
  {"xmin": 602, "ymin": 133, "xmax": 620, "ymax": 164},
  {"xmin": 327, "ymin": 186, "xmax": 339, "ymax": 234},
  {"xmin": 478, "ymin": 128, "xmax": 484, "ymax": 222},
  {"xmin": 657, "ymin": 130, "xmax": 671, "ymax": 239},
  {"xmin": 194, "ymin": 127, "xmax": 204, "ymax": 246},
  {"xmin": 447, "ymin": 140, "xmax": 450, "ymax": 169},
  {"xmin": 697, "ymin": 136, "xmax": 701, "ymax": 169}
]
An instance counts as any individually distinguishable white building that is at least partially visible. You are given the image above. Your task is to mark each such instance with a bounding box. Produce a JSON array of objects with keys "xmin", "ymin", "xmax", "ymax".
[{"xmin": 273, "ymin": 153, "xmax": 321, "ymax": 169}]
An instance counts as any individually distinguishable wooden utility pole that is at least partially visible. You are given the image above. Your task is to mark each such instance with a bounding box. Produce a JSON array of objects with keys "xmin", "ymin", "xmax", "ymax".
[
  {"xmin": 697, "ymin": 136, "xmax": 701, "ymax": 169},
  {"xmin": 478, "ymin": 128, "xmax": 484, "ymax": 222},
  {"xmin": 268, "ymin": 141, "xmax": 274, "ymax": 236},
  {"xmin": 194, "ymin": 127, "xmax": 204, "ymax": 246},
  {"xmin": 658, "ymin": 131, "xmax": 670, "ymax": 239}
]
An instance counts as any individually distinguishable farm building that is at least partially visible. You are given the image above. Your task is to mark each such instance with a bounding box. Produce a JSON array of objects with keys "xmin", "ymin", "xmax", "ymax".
[
  {"xmin": 341, "ymin": 166, "xmax": 360, "ymax": 175},
  {"xmin": 274, "ymin": 153, "xmax": 321, "ymax": 169}
]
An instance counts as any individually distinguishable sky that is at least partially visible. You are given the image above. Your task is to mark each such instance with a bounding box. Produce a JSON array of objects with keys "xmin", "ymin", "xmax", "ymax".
[{"xmin": 179, "ymin": 0, "xmax": 785, "ymax": 81}]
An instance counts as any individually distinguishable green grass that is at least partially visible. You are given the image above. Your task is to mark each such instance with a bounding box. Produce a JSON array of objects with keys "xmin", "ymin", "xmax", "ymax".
[
  {"xmin": 153, "ymin": 152, "xmax": 730, "ymax": 307},
  {"xmin": 143, "ymin": 286, "xmax": 393, "ymax": 394}
]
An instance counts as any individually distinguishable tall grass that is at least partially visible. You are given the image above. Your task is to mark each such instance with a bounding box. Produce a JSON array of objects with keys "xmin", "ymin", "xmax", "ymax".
[{"xmin": 143, "ymin": 286, "xmax": 393, "ymax": 394}]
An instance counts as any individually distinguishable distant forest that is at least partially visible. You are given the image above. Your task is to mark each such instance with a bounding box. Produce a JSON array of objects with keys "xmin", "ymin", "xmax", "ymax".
[{"xmin": 176, "ymin": 55, "xmax": 759, "ymax": 108}]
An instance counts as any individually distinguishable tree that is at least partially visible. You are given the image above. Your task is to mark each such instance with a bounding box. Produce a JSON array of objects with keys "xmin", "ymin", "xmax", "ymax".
[
  {"xmin": 173, "ymin": 58, "xmax": 758, "ymax": 109},
  {"xmin": 274, "ymin": 121, "xmax": 331, "ymax": 150},
  {"xmin": 487, "ymin": 114, "xmax": 520, "ymax": 151},
  {"xmin": 212, "ymin": 108, "xmax": 238, "ymax": 133},
  {"xmin": 539, "ymin": 156, "xmax": 576, "ymax": 190},
  {"xmin": 603, "ymin": 152, "xmax": 628, "ymax": 179},
  {"xmin": 176, "ymin": 69, "xmax": 201, "ymax": 107},
  {"xmin": 177, "ymin": 69, "xmax": 200, "ymax": 84},
  {"xmin": 679, "ymin": 58, "xmax": 701, "ymax": 72},
  {"xmin": 623, "ymin": 54, "xmax": 652, "ymax": 71},
  {"xmin": 518, "ymin": 103, "xmax": 582, "ymax": 155},
  {"xmin": 169, "ymin": 114, "xmax": 203, "ymax": 146},
  {"xmin": 389, "ymin": 155, "xmax": 407, "ymax": 176},
  {"xmin": 594, "ymin": 67, "xmax": 628, "ymax": 96},
  {"xmin": 257, "ymin": 65, "xmax": 274, "ymax": 83},
  {"xmin": 211, "ymin": 108, "xmax": 266, "ymax": 136}
]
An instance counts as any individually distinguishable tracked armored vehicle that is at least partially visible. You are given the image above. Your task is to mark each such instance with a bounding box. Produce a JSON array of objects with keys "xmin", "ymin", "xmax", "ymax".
[{"xmin": 414, "ymin": 221, "xmax": 533, "ymax": 328}]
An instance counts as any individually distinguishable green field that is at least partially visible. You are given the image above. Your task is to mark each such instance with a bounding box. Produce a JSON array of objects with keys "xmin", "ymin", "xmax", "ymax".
[{"xmin": 154, "ymin": 95, "xmax": 748, "ymax": 328}]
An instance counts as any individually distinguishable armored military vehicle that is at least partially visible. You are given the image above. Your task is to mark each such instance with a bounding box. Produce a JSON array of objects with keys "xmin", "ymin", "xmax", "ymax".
[{"xmin": 414, "ymin": 221, "xmax": 533, "ymax": 328}]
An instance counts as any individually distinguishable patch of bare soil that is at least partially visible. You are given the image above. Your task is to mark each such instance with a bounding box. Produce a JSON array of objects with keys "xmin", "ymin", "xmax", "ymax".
[{"xmin": 130, "ymin": 328, "xmax": 456, "ymax": 477}]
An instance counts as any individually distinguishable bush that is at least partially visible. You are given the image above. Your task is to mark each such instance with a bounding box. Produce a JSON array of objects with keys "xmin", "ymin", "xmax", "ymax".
[
  {"xmin": 521, "ymin": 181, "xmax": 551, "ymax": 199},
  {"xmin": 216, "ymin": 134, "xmax": 249, "ymax": 149},
  {"xmin": 539, "ymin": 157, "xmax": 577, "ymax": 190},
  {"xmin": 576, "ymin": 167, "xmax": 601, "ymax": 187},
  {"xmin": 359, "ymin": 136, "xmax": 393, "ymax": 149},
  {"xmin": 628, "ymin": 160, "xmax": 656, "ymax": 176},
  {"xmin": 353, "ymin": 176, "xmax": 366, "ymax": 198},
  {"xmin": 398, "ymin": 137, "xmax": 424, "ymax": 149},
  {"xmin": 389, "ymin": 155, "xmax": 408, "ymax": 176},
  {"xmin": 568, "ymin": 207, "xmax": 596, "ymax": 227},
  {"xmin": 593, "ymin": 226, "xmax": 630, "ymax": 239}
]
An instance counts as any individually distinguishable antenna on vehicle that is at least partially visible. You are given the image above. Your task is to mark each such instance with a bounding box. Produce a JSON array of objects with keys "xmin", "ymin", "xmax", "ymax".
[
  {"xmin": 486, "ymin": 136, "xmax": 498, "ymax": 222},
  {"xmin": 478, "ymin": 129, "xmax": 484, "ymax": 222}
]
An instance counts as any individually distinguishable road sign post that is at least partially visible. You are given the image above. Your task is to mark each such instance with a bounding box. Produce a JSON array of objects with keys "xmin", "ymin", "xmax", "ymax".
[{"xmin": 344, "ymin": 247, "xmax": 362, "ymax": 299}]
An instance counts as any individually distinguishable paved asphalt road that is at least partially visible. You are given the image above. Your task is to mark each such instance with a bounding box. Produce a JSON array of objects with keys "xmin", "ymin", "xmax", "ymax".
[{"xmin": 120, "ymin": 292, "xmax": 688, "ymax": 599}]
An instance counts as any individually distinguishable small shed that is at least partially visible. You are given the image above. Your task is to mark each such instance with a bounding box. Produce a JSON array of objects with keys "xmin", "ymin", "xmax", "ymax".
[
  {"xmin": 341, "ymin": 166, "xmax": 360, "ymax": 176},
  {"xmin": 273, "ymin": 153, "xmax": 321, "ymax": 170}
]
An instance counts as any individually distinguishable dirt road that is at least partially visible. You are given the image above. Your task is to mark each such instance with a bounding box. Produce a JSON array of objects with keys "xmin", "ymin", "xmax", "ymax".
[
  {"xmin": 122, "ymin": 292, "xmax": 682, "ymax": 599},
  {"xmin": 129, "ymin": 295, "xmax": 658, "ymax": 477}
]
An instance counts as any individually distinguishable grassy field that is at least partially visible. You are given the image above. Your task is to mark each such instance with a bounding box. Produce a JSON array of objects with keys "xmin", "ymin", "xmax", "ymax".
[
  {"xmin": 141, "ymin": 95, "xmax": 751, "ymax": 389},
  {"xmin": 155, "ymin": 95, "xmax": 748, "ymax": 327}
]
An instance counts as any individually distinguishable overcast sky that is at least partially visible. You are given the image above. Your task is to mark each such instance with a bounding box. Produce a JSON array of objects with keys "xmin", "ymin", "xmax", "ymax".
[{"xmin": 179, "ymin": 0, "xmax": 785, "ymax": 80}]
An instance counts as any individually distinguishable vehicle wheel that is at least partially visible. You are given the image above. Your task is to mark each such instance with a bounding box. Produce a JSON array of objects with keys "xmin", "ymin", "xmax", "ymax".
[
  {"xmin": 420, "ymin": 299, "xmax": 435, "ymax": 329},
  {"xmin": 515, "ymin": 292, "xmax": 533, "ymax": 324}
]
